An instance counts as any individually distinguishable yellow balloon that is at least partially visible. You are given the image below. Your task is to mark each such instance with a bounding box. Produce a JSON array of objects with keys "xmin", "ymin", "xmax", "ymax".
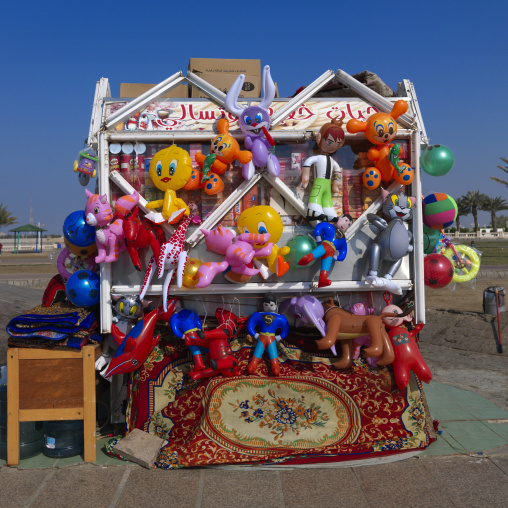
[{"xmin": 182, "ymin": 258, "xmax": 203, "ymax": 288}]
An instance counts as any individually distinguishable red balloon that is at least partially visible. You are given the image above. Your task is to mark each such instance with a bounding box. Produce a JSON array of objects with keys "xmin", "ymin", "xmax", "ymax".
[{"xmin": 424, "ymin": 253, "xmax": 454, "ymax": 288}]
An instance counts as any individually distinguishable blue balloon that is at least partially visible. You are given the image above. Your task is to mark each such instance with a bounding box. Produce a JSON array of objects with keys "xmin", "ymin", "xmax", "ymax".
[
  {"xmin": 63, "ymin": 211, "xmax": 95, "ymax": 247},
  {"xmin": 66, "ymin": 270, "xmax": 100, "ymax": 307}
]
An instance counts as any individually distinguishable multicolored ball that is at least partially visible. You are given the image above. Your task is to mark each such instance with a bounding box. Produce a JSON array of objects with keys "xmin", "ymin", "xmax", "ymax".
[{"xmin": 422, "ymin": 193, "xmax": 457, "ymax": 230}]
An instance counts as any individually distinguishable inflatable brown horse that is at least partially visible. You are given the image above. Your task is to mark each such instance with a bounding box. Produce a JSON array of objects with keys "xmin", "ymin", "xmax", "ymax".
[{"xmin": 314, "ymin": 297, "xmax": 411, "ymax": 370}]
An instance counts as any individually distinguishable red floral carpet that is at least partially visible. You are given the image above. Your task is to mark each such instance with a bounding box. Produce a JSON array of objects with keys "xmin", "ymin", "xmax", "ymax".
[{"xmin": 125, "ymin": 327, "xmax": 433, "ymax": 469}]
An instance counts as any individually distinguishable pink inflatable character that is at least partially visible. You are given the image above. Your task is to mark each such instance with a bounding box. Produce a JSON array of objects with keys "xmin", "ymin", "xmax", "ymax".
[
  {"xmin": 196, "ymin": 227, "xmax": 273, "ymax": 287},
  {"xmin": 348, "ymin": 302, "xmax": 378, "ymax": 367},
  {"xmin": 85, "ymin": 189, "xmax": 139, "ymax": 264}
]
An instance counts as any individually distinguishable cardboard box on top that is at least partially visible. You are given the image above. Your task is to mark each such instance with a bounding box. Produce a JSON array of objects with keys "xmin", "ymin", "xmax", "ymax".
[
  {"xmin": 119, "ymin": 83, "xmax": 189, "ymax": 99},
  {"xmin": 189, "ymin": 58, "xmax": 260, "ymax": 76},
  {"xmin": 189, "ymin": 58, "xmax": 261, "ymax": 98},
  {"xmin": 190, "ymin": 73, "xmax": 261, "ymax": 98}
]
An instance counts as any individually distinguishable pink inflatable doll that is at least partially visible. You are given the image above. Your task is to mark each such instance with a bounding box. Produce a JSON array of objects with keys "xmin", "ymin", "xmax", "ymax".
[{"xmin": 195, "ymin": 227, "xmax": 273, "ymax": 287}]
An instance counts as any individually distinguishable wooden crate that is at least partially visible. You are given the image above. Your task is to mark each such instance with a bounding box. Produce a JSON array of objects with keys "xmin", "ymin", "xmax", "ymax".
[{"xmin": 7, "ymin": 345, "xmax": 101, "ymax": 465}]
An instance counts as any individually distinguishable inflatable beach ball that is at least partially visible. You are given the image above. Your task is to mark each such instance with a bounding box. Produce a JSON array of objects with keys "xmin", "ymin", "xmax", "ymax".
[
  {"xmin": 66, "ymin": 270, "xmax": 100, "ymax": 307},
  {"xmin": 422, "ymin": 193, "xmax": 457, "ymax": 230},
  {"xmin": 63, "ymin": 211, "xmax": 96, "ymax": 257},
  {"xmin": 421, "ymin": 145, "xmax": 454, "ymax": 177},
  {"xmin": 424, "ymin": 253, "xmax": 454, "ymax": 288}
]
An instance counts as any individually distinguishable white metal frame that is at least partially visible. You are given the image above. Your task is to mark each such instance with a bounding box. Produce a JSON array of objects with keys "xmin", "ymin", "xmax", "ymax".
[
  {"xmin": 94, "ymin": 68, "xmax": 423, "ymax": 332},
  {"xmin": 88, "ymin": 78, "xmax": 110, "ymax": 148}
]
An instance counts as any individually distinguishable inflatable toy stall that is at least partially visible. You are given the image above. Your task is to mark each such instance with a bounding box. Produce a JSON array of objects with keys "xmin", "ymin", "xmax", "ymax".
[{"xmin": 87, "ymin": 65, "xmax": 436, "ymax": 468}]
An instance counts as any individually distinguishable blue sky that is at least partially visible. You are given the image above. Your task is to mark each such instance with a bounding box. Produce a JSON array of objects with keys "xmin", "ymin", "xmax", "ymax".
[{"xmin": 1, "ymin": 1, "xmax": 507, "ymax": 234}]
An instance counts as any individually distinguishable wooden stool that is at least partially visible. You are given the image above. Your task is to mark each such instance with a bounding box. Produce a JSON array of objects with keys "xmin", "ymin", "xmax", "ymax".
[{"xmin": 7, "ymin": 344, "xmax": 101, "ymax": 465}]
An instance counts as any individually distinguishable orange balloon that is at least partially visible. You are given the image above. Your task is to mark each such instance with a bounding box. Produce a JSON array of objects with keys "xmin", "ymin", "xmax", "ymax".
[{"xmin": 182, "ymin": 258, "xmax": 203, "ymax": 288}]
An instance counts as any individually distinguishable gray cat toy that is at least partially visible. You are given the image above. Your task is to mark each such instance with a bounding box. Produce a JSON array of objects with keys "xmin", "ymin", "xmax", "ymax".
[{"xmin": 364, "ymin": 188, "xmax": 416, "ymax": 295}]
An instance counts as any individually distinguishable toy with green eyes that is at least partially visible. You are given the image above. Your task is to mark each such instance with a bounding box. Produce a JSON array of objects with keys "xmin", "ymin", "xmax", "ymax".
[
  {"xmin": 236, "ymin": 205, "xmax": 290, "ymax": 277},
  {"xmin": 146, "ymin": 145, "xmax": 193, "ymax": 224},
  {"xmin": 364, "ymin": 188, "xmax": 415, "ymax": 295}
]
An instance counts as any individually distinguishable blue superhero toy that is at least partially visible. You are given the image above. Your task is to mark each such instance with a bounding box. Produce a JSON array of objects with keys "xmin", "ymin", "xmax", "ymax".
[
  {"xmin": 247, "ymin": 293, "xmax": 289, "ymax": 376},
  {"xmin": 297, "ymin": 216, "xmax": 351, "ymax": 287},
  {"xmin": 170, "ymin": 309, "xmax": 207, "ymax": 375}
]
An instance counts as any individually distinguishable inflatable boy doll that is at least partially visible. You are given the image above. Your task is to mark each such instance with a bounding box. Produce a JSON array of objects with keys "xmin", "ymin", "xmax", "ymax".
[{"xmin": 301, "ymin": 117, "xmax": 345, "ymax": 222}]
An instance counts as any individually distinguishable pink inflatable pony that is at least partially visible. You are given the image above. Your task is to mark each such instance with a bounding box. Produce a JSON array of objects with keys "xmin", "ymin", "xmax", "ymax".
[
  {"xmin": 196, "ymin": 226, "xmax": 273, "ymax": 287},
  {"xmin": 85, "ymin": 189, "xmax": 139, "ymax": 264}
]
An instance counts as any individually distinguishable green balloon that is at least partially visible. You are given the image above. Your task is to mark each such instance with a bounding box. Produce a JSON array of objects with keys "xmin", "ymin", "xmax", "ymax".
[
  {"xmin": 421, "ymin": 145, "xmax": 454, "ymax": 177},
  {"xmin": 423, "ymin": 225, "xmax": 441, "ymax": 254},
  {"xmin": 286, "ymin": 235, "xmax": 318, "ymax": 269}
]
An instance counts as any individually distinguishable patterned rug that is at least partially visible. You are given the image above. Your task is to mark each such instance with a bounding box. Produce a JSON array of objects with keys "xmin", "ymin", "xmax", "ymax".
[{"xmin": 125, "ymin": 326, "xmax": 434, "ymax": 469}]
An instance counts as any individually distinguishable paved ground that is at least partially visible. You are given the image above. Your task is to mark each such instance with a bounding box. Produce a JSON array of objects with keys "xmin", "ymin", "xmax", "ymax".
[{"xmin": 1, "ymin": 261, "xmax": 508, "ymax": 507}]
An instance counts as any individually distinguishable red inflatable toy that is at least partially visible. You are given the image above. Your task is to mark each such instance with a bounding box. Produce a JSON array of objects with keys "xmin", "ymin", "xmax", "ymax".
[{"xmin": 424, "ymin": 253, "xmax": 454, "ymax": 288}]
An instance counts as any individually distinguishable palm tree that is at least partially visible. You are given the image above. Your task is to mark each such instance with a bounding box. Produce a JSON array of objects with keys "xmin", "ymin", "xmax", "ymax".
[
  {"xmin": 460, "ymin": 191, "xmax": 488, "ymax": 233},
  {"xmin": 491, "ymin": 157, "xmax": 508, "ymax": 188},
  {"xmin": 0, "ymin": 204, "xmax": 18, "ymax": 231},
  {"xmin": 481, "ymin": 196, "xmax": 508, "ymax": 232},
  {"xmin": 454, "ymin": 197, "xmax": 470, "ymax": 232}
]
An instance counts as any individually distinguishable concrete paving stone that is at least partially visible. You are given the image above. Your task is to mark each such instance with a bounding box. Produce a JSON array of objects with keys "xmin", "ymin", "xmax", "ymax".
[
  {"xmin": 353, "ymin": 457, "xmax": 454, "ymax": 507},
  {"xmin": 0, "ymin": 467, "xmax": 54, "ymax": 508},
  {"xmin": 440, "ymin": 421, "xmax": 508, "ymax": 453},
  {"xmin": 490, "ymin": 457, "xmax": 508, "ymax": 474},
  {"xmin": 421, "ymin": 455, "xmax": 508, "ymax": 506},
  {"xmin": 29, "ymin": 464, "xmax": 126, "ymax": 508},
  {"xmin": 279, "ymin": 467, "xmax": 368, "ymax": 508},
  {"xmin": 113, "ymin": 428, "xmax": 166, "ymax": 469},
  {"xmin": 115, "ymin": 467, "xmax": 202, "ymax": 508},
  {"xmin": 202, "ymin": 469, "xmax": 285, "ymax": 508}
]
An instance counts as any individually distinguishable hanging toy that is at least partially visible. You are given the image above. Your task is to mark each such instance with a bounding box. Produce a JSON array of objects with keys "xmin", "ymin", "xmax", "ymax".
[
  {"xmin": 183, "ymin": 309, "xmax": 248, "ymax": 381},
  {"xmin": 145, "ymin": 145, "xmax": 193, "ymax": 224},
  {"xmin": 301, "ymin": 117, "xmax": 345, "ymax": 222},
  {"xmin": 224, "ymin": 65, "xmax": 280, "ymax": 180},
  {"xmin": 236, "ymin": 205, "xmax": 290, "ymax": 278},
  {"xmin": 122, "ymin": 206, "xmax": 166, "ymax": 271},
  {"xmin": 139, "ymin": 203, "xmax": 200, "ymax": 312},
  {"xmin": 185, "ymin": 118, "xmax": 252, "ymax": 195},
  {"xmin": 195, "ymin": 227, "xmax": 273, "ymax": 288},
  {"xmin": 313, "ymin": 297, "xmax": 395, "ymax": 370},
  {"xmin": 104, "ymin": 299, "xmax": 177, "ymax": 378},
  {"xmin": 247, "ymin": 293, "xmax": 289, "ymax": 377},
  {"xmin": 74, "ymin": 148, "xmax": 98, "ymax": 186},
  {"xmin": 381, "ymin": 293, "xmax": 432, "ymax": 390},
  {"xmin": 297, "ymin": 221, "xmax": 349, "ymax": 288},
  {"xmin": 364, "ymin": 188, "xmax": 415, "ymax": 295},
  {"xmin": 346, "ymin": 100, "xmax": 413, "ymax": 189},
  {"xmin": 170, "ymin": 309, "xmax": 207, "ymax": 375},
  {"xmin": 84, "ymin": 189, "xmax": 139, "ymax": 264}
]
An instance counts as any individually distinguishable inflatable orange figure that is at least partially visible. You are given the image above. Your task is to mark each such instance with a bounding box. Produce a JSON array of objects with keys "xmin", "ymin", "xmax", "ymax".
[
  {"xmin": 185, "ymin": 118, "xmax": 252, "ymax": 195},
  {"xmin": 347, "ymin": 100, "xmax": 413, "ymax": 189}
]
